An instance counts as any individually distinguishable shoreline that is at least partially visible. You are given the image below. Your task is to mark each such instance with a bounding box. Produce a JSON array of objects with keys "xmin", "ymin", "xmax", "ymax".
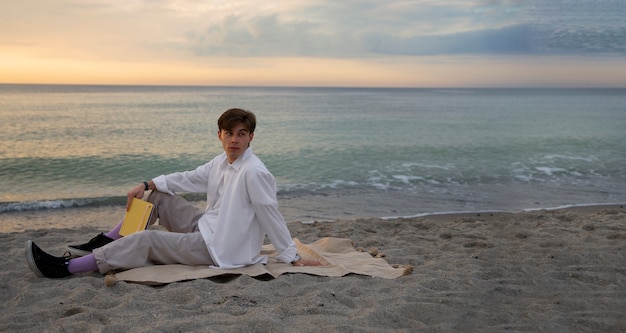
[
  {"xmin": 2, "ymin": 204, "xmax": 625, "ymax": 331},
  {"xmin": 381, "ymin": 202, "xmax": 626, "ymax": 221},
  {"xmin": 1, "ymin": 201, "xmax": 624, "ymax": 234}
]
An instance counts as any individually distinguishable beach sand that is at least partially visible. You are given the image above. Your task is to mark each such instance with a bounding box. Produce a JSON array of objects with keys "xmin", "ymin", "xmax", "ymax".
[{"xmin": 1, "ymin": 204, "xmax": 625, "ymax": 332}]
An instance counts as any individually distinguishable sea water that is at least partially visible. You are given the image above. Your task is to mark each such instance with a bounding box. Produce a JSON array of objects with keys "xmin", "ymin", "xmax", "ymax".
[{"xmin": 1, "ymin": 85, "xmax": 625, "ymax": 223}]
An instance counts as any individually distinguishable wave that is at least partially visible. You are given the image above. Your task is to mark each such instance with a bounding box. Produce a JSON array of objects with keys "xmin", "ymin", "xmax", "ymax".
[
  {"xmin": 0, "ymin": 193, "xmax": 211, "ymax": 213},
  {"xmin": 0, "ymin": 196, "xmax": 127, "ymax": 213}
]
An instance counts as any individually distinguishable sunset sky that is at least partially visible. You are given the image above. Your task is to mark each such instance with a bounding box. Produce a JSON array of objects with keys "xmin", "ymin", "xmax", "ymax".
[{"xmin": 1, "ymin": 0, "xmax": 625, "ymax": 88}]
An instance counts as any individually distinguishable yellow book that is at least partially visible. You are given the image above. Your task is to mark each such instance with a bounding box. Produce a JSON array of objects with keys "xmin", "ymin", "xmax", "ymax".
[{"xmin": 119, "ymin": 198, "xmax": 154, "ymax": 236}]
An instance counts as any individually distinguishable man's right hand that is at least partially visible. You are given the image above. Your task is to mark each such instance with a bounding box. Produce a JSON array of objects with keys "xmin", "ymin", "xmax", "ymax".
[{"xmin": 126, "ymin": 183, "xmax": 147, "ymax": 211}]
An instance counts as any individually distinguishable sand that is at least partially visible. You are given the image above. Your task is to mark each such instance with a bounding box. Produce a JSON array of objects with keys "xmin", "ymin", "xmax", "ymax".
[{"xmin": 1, "ymin": 204, "xmax": 625, "ymax": 332}]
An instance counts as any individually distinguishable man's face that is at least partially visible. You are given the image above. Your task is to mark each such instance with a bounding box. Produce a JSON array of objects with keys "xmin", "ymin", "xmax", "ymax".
[{"xmin": 218, "ymin": 123, "xmax": 254, "ymax": 163}]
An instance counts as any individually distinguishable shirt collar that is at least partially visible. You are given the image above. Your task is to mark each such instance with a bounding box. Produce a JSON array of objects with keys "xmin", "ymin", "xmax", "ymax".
[{"xmin": 221, "ymin": 147, "xmax": 252, "ymax": 171}]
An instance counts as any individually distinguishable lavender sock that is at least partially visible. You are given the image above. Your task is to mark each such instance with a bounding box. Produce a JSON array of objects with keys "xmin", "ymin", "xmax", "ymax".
[
  {"xmin": 68, "ymin": 254, "xmax": 99, "ymax": 274},
  {"xmin": 104, "ymin": 219, "xmax": 124, "ymax": 240}
]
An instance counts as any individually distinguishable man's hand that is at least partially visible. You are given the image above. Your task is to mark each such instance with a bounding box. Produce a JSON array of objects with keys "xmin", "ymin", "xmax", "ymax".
[
  {"xmin": 292, "ymin": 258, "xmax": 323, "ymax": 267},
  {"xmin": 126, "ymin": 183, "xmax": 147, "ymax": 211}
]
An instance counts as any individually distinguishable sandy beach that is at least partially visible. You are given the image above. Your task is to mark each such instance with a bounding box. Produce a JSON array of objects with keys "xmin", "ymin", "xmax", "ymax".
[{"xmin": 1, "ymin": 204, "xmax": 625, "ymax": 332}]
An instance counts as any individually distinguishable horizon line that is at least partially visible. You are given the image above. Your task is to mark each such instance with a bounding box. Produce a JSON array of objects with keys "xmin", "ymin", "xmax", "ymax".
[{"xmin": 2, "ymin": 83, "xmax": 625, "ymax": 90}]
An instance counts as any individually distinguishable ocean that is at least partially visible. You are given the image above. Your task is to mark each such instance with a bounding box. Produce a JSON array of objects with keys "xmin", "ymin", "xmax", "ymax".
[{"xmin": 1, "ymin": 85, "xmax": 625, "ymax": 227}]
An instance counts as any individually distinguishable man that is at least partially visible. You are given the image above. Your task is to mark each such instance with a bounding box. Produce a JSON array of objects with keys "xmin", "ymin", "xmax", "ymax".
[{"xmin": 26, "ymin": 108, "xmax": 321, "ymax": 278}]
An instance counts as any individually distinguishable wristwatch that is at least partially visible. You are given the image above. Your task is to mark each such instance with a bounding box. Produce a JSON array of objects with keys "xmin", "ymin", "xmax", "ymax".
[{"xmin": 291, "ymin": 253, "xmax": 301, "ymax": 264}]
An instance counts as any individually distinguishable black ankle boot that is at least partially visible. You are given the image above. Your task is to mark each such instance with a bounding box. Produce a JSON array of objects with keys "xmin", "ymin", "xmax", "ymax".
[
  {"xmin": 25, "ymin": 240, "xmax": 71, "ymax": 278},
  {"xmin": 66, "ymin": 233, "xmax": 114, "ymax": 257}
]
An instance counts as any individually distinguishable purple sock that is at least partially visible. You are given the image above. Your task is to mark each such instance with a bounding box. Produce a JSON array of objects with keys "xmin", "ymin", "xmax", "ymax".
[
  {"xmin": 68, "ymin": 254, "xmax": 99, "ymax": 274},
  {"xmin": 104, "ymin": 219, "xmax": 124, "ymax": 240}
]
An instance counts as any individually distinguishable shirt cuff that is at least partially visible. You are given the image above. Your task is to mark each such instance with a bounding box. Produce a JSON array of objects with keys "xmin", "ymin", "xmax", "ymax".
[
  {"xmin": 152, "ymin": 175, "xmax": 175, "ymax": 195},
  {"xmin": 275, "ymin": 242, "xmax": 298, "ymax": 264}
]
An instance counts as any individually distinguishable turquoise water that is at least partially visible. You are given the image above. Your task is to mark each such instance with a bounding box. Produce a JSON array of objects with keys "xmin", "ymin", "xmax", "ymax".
[{"xmin": 1, "ymin": 85, "xmax": 625, "ymax": 218}]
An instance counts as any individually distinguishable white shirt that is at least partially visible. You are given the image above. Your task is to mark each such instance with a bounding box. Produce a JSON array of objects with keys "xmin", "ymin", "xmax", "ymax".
[{"xmin": 152, "ymin": 147, "xmax": 297, "ymax": 268}]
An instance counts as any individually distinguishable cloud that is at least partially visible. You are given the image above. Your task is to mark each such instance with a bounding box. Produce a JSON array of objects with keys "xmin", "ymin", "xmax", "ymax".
[
  {"xmin": 181, "ymin": 0, "xmax": 624, "ymax": 58},
  {"xmin": 4, "ymin": 0, "xmax": 622, "ymax": 61},
  {"xmin": 185, "ymin": 1, "xmax": 529, "ymax": 57},
  {"xmin": 365, "ymin": 25, "xmax": 532, "ymax": 55}
]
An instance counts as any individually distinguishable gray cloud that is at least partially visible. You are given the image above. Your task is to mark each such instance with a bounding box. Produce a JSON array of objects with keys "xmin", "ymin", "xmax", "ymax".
[
  {"xmin": 365, "ymin": 25, "xmax": 532, "ymax": 55},
  {"xmin": 184, "ymin": 0, "xmax": 624, "ymax": 58}
]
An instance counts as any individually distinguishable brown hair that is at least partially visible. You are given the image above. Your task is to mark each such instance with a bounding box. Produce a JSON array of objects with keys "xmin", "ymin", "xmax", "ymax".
[{"xmin": 217, "ymin": 108, "xmax": 256, "ymax": 133}]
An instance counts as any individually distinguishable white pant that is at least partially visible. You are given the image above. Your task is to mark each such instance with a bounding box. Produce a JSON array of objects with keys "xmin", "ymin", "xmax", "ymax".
[{"xmin": 93, "ymin": 191, "xmax": 215, "ymax": 274}]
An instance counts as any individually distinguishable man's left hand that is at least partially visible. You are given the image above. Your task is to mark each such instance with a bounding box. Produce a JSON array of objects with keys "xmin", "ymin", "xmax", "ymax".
[{"xmin": 292, "ymin": 258, "xmax": 323, "ymax": 266}]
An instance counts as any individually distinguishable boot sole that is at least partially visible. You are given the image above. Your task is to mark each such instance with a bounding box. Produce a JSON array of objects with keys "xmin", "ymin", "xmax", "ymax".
[{"xmin": 25, "ymin": 240, "xmax": 44, "ymax": 278}]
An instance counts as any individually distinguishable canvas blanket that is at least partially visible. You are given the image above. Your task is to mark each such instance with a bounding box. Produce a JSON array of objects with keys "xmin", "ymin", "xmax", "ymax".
[{"xmin": 110, "ymin": 237, "xmax": 412, "ymax": 285}]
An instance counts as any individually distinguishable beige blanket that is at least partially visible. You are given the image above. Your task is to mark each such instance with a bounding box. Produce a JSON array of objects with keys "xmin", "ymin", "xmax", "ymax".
[{"xmin": 111, "ymin": 237, "xmax": 412, "ymax": 285}]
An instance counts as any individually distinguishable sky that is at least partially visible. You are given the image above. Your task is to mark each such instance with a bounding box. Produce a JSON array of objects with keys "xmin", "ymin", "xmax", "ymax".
[{"xmin": 1, "ymin": 0, "xmax": 625, "ymax": 88}]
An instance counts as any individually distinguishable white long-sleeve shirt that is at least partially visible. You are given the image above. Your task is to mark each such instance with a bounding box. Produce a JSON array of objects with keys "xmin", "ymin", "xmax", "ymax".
[{"xmin": 152, "ymin": 147, "xmax": 297, "ymax": 268}]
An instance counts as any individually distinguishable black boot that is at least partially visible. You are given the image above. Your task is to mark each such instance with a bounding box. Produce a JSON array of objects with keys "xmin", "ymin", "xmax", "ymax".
[
  {"xmin": 25, "ymin": 240, "xmax": 71, "ymax": 278},
  {"xmin": 66, "ymin": 233, "xmax": 114, "ymax": 257}
]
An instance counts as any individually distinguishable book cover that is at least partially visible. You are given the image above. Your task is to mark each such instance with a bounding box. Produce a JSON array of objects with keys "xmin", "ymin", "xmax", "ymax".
[{"xmin": 119, "ymin": 198, "xmax": 154, "ymax": 236}]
